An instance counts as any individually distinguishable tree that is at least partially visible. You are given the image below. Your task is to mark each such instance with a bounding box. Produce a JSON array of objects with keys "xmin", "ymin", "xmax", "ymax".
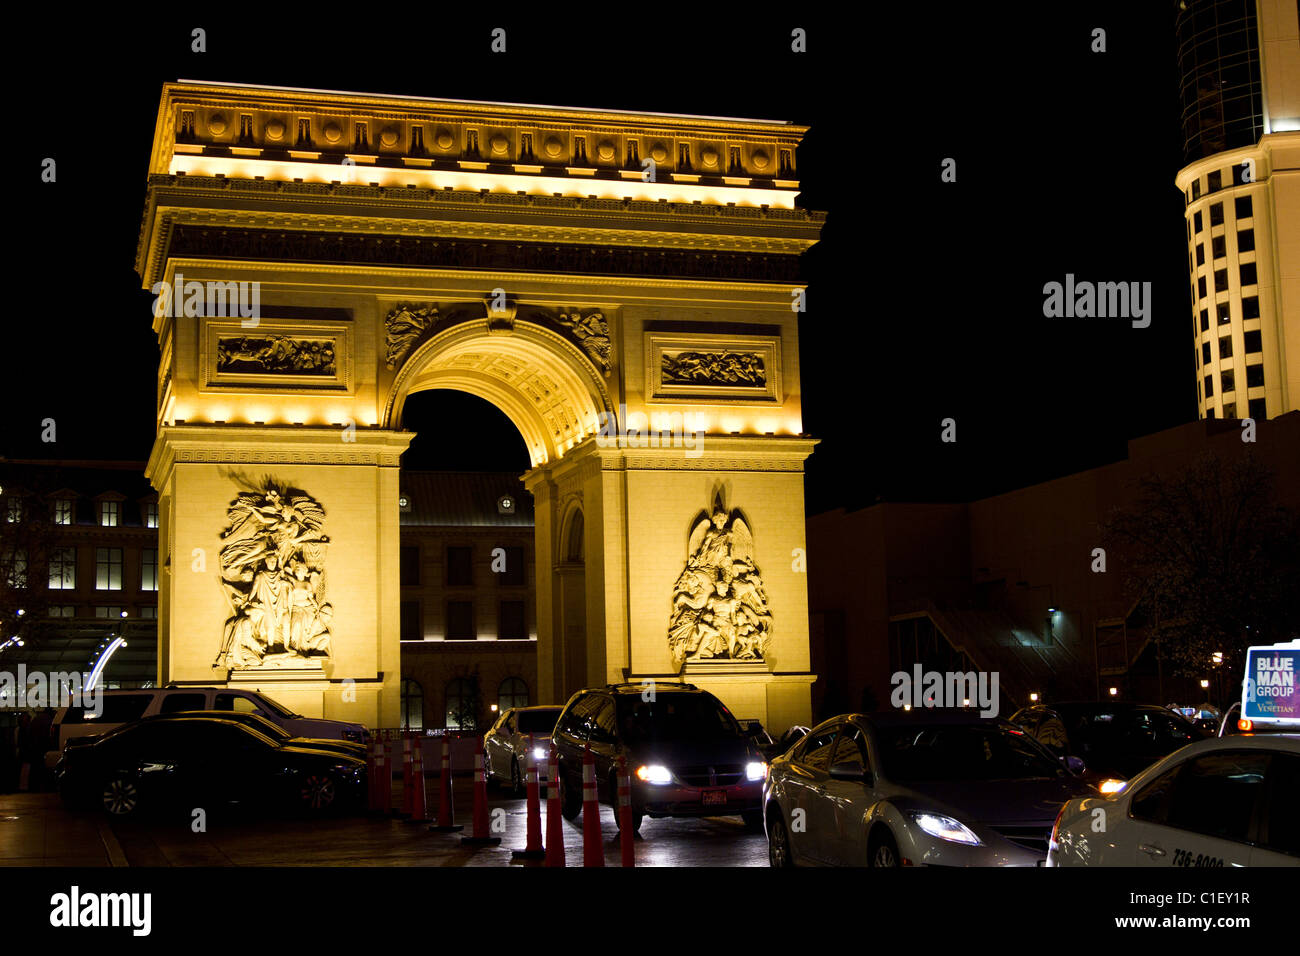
[
  {"xmin": 0, "ymin": 483, "xmax": 55, "ymax": 642},
  {"xmin": 1103, "ymin": 452, "xmax": 1300, "ymax": 682}
]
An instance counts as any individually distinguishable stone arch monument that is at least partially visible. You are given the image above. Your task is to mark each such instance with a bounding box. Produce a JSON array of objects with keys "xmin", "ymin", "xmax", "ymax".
[{"xmin": 138, "ymin": 82, "xmax": 824, "ymax": 731}]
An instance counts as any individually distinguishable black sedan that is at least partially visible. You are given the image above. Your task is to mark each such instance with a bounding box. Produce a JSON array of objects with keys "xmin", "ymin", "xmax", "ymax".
[
  {"xmin": 57, "ymin": 713, "xmax": 367, "ymax": 817},
  {"xmin": 1009, "ymin": 701, "xmax": 1207, "ymax": 791}
]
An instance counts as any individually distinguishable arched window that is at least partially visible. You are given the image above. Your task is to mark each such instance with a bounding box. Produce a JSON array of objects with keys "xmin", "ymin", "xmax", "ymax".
[
  {"xmin": 445, "ymin": 677, "xmax": 480, "ymax": 730},
  {"xmin": 565, "ymin": 510, "xmax": 584, "ymax": 563},
  {"xmin": 400, "ymin": 678, "xmax": 423, "ymax": 731},
  {"xmin": 498, "ymin": 677, "xmax": 529, "ymax": 711}
]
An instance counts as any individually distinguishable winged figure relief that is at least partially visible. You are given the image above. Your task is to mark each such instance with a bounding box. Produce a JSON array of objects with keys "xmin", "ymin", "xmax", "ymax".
[
  {"xmin": 669, "ymin": 502, "xmax": 772, "ymax": 666},
  {"xmin": 214, "ymin": 482, "xmax": 333, "ymax": 670}
]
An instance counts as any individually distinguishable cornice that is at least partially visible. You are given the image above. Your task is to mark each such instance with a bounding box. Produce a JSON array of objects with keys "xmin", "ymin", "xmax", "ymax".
[
  {"xmin": 137, "ymin": 174, "xmax": 824, "ymax": 280},
  {"xmin": 145, "ymin": 425, "xmax": 414, "ymax": 489}
]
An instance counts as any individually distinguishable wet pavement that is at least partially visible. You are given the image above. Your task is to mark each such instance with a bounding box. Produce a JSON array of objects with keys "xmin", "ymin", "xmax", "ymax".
[{"xmin": 1, "ymin": 783, "xmax": 769, "ymax": 867}]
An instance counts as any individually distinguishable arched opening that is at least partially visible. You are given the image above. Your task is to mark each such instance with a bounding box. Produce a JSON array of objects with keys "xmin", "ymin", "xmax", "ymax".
[
  {"xmin": 497, "ymin": 676, "xmax": 529, "ymax": 710},
  {"xmin": 557, "ymin": 504, "xmax": 587, "ymax": 695},
  {"xmin": 389, "ymin": 320, "xmax": 613, "ymax": 716},
  {"xmin": 399, "ymin": 678, "xmax": 424, "ymax": 731}
]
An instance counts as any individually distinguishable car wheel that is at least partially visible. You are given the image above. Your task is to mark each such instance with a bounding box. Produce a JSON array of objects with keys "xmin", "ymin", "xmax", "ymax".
[
  {"xmin": 741, "ymin": 809, "xmax": 764, "ymax": 831},
  {"xmin": 101, "ymin": 775, "xmax": 140, "ymax": 817},
  {"xmin": 610, "ymin": 773, "xmax": 643, "ymax": 833},
  {"xmin": 869, "ymin": 829, "xmax": 901, "ymax": 868},
  {"xmin": 300, "ymin": 773, "xmax": 337, "ymax": 812},
  {"xmin": 560, "ymin": 770, "xmax": 582, "ymax": 822},
  {"xmin": 510, "ymin": 759, "xmax": 524, "ymax": 796},
  {"xmin": 768, "ymin": 813, "xmax": 794, "ymax": 867}
]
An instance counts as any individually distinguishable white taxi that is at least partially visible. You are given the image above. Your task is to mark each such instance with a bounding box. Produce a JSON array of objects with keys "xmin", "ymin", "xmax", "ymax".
[{"xmin": 1048, "ymin": 733, "xmax": 1299, "ymax": 867}]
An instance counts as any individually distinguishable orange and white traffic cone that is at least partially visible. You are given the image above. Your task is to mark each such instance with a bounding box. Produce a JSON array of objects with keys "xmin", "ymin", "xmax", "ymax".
[
  {"xmin": 512, "ymin": 735, "xmax": 546, "ymax": 860},
  {"xmin": 462, "ymin": 737, "xmax": 501, "ymax": 846},
  {"xmin": 544, "ymin": 752, "xmax": 566, "ymax": 867},
  {"xmin": 429, "ymin": 738, "xmax": 463, "ymax": 832},
  {"xmin": 617, "ymin": 755, "xmax": 635, "ymax": 867},
  {"xmin": 406, "ymin": 741, "xmax": 430, "ymax": 824},
  {"xmin": 581, "ymin": 743, "xmax": 604, "ymax": 867}
]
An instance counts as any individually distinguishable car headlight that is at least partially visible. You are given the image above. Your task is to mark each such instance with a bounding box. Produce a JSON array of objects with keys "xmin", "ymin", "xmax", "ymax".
[
  {"xmin": 745, "ymin": 761, "xmax": 767, "ymax": 781},
  {"xmin": 1098, "ymin": 778, "xmax": 1127, "ymax": 795},
  {"xmin": 532, "ymin": 747, "xmax": 547, "ymax": 762},
  {"xmin": 909, "ymin": 812, "xmax": 982, "ymax": 846},
  {"xmin": 636, "ymin": 764, "xmax": 673, "ymax": 785}
]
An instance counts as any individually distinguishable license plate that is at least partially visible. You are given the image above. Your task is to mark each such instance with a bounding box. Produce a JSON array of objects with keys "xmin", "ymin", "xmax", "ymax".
[{"xmin": 702, "ymin": 789, "xmax": 726, "ymax": 806}]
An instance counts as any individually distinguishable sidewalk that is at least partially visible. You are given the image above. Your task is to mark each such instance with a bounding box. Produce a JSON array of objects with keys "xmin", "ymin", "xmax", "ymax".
[{"xmin": 0, "ymin": 793, "xmax": 126, "ymax": 867}]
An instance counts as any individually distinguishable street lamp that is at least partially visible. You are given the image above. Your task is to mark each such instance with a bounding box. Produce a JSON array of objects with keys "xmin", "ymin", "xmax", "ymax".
[
  {"xmin": 1108, "ymin": 686, "xmax": 1118, "ymax": 697},
  {"xmin": 1029, "ymin": 692, "xmax": 1040, "ymax": 702}
]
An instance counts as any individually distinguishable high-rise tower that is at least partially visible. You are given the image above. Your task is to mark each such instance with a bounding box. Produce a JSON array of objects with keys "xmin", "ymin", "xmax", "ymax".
[{"xmin": 1174, "ymin": 0, "xmax": 1300, "ymax": 420}]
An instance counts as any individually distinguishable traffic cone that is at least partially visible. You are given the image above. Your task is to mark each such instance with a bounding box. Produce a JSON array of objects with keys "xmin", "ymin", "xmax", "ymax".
[
  {"xmin": 429, "ymin": 738, "xmax": 463, "ymax": 832},
  {"xmin": 512, "ymin": 735, "xmax": 546, "ymax": 860},
  {"xmin": 462, "ymin": 738, "xmax": 501, "ymax": 846},
  {"xmin": 544, "ymin": 752, "xmax": 566, "ymax": 867},
  {"xmin": 617, "ymin": 756, "xmax": 635, "ymax": 868},
  {"xmin": 406, "ymin": 741, "xmax": 430, "ymax": 824},
  {"xmin": 581, "ymin": 743, "xmax": 604, "ymax": 867}
]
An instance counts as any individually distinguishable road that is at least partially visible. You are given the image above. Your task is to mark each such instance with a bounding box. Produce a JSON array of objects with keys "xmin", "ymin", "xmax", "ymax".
[{"xmin": 102, "ymin": 783, "xmax": 769, "ymax": 867}]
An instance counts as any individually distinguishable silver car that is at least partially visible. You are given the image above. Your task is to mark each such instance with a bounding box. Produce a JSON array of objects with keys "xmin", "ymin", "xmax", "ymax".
[
  {"xmin": 484, "ymin": 705, "xmax": 563, "ymax": 792},
  {"xmin": 763, "ymin": 710, "xmax": 1097, "ymax": 866}
]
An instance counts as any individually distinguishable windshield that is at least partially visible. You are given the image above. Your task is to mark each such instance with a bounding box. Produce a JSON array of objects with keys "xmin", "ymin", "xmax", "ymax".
[
  {"xmin": 516, "ymin": 710, "xmax": 561, "ymax": 734},
  {"xmin": 878, "ymin": 724, "xmax": 1066, "ymax": 782},
  {"xmin": 253, "ymin": 694, "xmax": 298, "ymax": 719},
  {"xmin": 616, "ymin": 694, "xmax": 740, "ymax": 742}
]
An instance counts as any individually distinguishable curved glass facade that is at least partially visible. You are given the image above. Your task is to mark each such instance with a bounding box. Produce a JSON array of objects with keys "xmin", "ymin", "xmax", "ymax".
[{"xmin": 1176, "ymin": 0, "xmax": 1265, "ymax": 164}]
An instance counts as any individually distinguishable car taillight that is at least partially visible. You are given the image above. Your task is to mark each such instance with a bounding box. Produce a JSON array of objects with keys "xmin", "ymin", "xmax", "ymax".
[
  {"xmin": 1238, "ymin": 718, "xmax": 1253, "ymax": 732},
  {"xmin": 1049, "ymin": 803, "xmax": 1068, "ymax": 850}
]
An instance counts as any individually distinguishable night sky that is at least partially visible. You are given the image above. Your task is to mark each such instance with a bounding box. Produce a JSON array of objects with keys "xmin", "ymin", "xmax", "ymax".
[{"xmin": 10, "ymin": 6, "xmax": 1192, "ymax": 514}]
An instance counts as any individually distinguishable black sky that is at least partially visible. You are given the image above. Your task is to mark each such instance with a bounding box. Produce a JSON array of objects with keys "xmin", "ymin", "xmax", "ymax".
[{"xmin": 8, "ymin": 6, "xmax": 1193, "ymax": 513}]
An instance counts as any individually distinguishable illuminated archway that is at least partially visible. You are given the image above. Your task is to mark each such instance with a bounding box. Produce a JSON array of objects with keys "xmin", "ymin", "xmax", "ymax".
[{"xmin": 384, "ymin": 319, "xmax": 616, "ymax": 467}]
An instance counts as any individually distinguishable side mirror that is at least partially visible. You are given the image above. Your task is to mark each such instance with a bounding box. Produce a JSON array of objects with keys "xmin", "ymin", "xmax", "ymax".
[
  {"xmin": 1064, "ymin": 755, "xmax": 1086, "ymax": 774},
  {"xmin": 828, "ymin": 761, "xmax": 869, "ymax": 784}
]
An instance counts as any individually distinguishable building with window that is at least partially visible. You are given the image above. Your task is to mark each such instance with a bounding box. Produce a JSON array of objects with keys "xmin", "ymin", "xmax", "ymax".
[
  {"xmin": 0, "ymin": 459, "xmax": 160, "ymax": 691},
  {"xmin": 396, "ymin": 471, "xmax": 537, "ymax": 731},
  {"xmin": 1175, "ymin": 1, "xmax": 1300, "ymax": 420}
]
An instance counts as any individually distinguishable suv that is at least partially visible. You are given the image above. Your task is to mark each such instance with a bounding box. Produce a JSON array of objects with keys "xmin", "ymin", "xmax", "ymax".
[
  {"xmin": 47, "ymin": 687, "xmax": 368, "ymax": 767},
  {"xmin": 551, "ymin": 683, "xmax": 768, "ymax": 833}
]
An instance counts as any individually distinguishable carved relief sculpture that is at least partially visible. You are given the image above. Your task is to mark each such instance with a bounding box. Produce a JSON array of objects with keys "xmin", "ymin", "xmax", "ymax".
[
  {"xmin": 385, "ymin": 304, "xmax": 439, "ymax": 369},
  {"xmin": 554, "ymin": 309, "xmax": 611, "ymax": 375},
  {"xmin": 214, "ymin": 482, "xmax": 333, "ymax": 669},
  {"xmin": 216, "ymin": 336, "xmax": 336, "ymax": 375},
  {"xmin": 661, "ymin": 350, "xmax": 766, "ymax": 387},
  {"xmin": 669, "ymin": 498, "xmax": 773, "ymax": 666}
]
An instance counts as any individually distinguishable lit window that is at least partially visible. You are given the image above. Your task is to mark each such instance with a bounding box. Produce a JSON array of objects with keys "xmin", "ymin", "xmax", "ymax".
[
  {"xmin": 445, "ymin": 677, "xmax": 480, "ymax": 730},
  {"xmin": 99, "ymin": 501, "xmax": 119, "ymax": 527},
  {"xmin": 139, "ymin": 606, "xmax": 157, "ymax": 620},
  {"xmin": 48, "ymin": 548, "xmax": 76, "ymax": 590},
  {"xmin": 141, "ymin": 549, "xmax": 158, "ymax": 592},
  {"xmin": 400, "ymin": 678, "xmax": 424, "ymax": 731},
  {"xmin": 498, "ymin": 677, "xmax": 529, "ymax": 711},
  {"xmin": 94, "ymin": 606, "xmax": 124, "ymax": 619},
  {"xmin": 96, "ymin": 548, "xmax": 123, "ymax": 591},
  {"xmin": 145, "ymin": 502, "xmax": 158, "ymax": 529},
  {"xmin": 53, "ymin": 498, "xmax": 73, "ymax": 525},
  {"xmin": 3, "ymin": 548, "xmax": 27, "ymax": 589},
  {"xmin": 4, "ymin": 497, "xmax": 23, "ymax": 524}
]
